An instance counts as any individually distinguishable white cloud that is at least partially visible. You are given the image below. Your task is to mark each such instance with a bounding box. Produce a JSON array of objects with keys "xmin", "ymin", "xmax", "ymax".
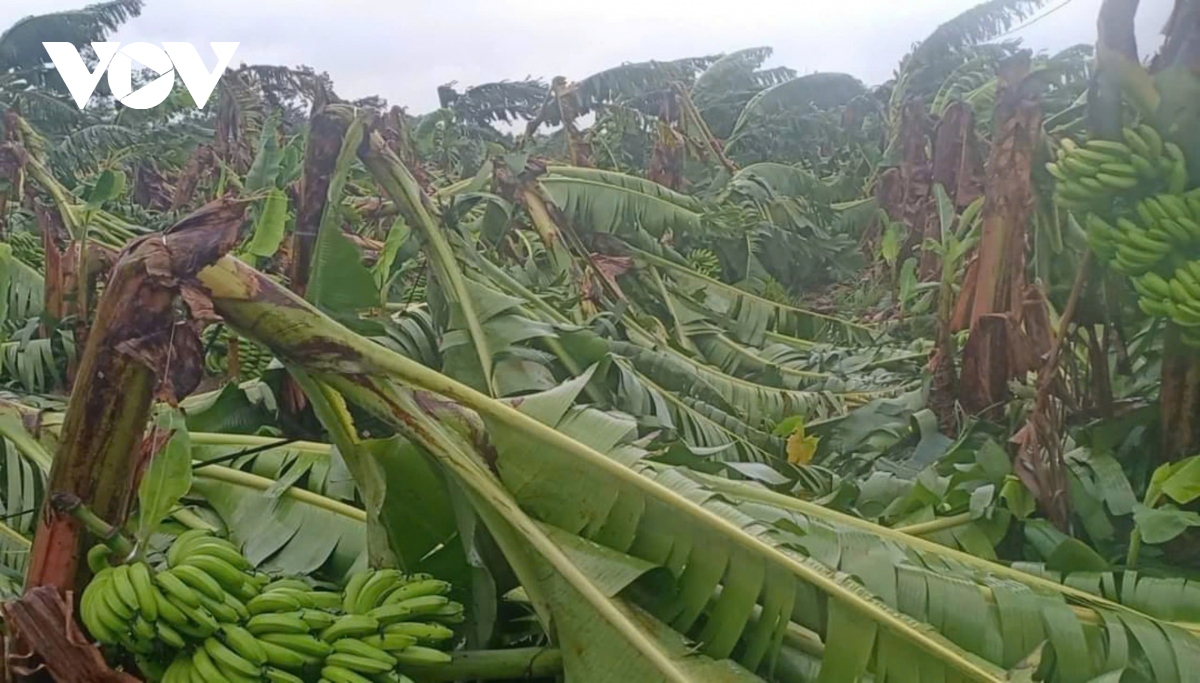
[{"xmin": 2, "ymin": 0, "xmax": 1173, "ymax": 113}]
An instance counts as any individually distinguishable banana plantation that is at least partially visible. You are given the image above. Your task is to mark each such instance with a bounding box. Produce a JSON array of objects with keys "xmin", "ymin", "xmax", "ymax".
[{"xmin": 1, "ymin": 0, "xmax": 1199, "ymax": 681}]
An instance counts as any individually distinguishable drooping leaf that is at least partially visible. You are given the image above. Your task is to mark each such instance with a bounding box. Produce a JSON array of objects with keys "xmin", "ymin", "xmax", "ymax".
[
  {"xmin": 137, "ymin": 410, "xmax": 193, "ymax": 542},
  {"xmin": 243, "ymin": 189, "xmax": 289, "ymax": 258}
]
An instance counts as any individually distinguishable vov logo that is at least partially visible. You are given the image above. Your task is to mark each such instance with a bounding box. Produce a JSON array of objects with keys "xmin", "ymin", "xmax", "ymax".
[{"xmin": 43, "ymin": 42, "xmax": 240, "ymax": 110}]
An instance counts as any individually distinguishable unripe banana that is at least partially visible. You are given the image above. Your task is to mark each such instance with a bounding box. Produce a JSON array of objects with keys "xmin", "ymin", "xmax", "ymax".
[
  {"xmin": 191, "ymin": 646, "xmax": 227, "ymax": 683},
  {"xmin": 111, "ymin": 565, "xmax": 141, "ymax": 613},
  {"xmin": 326, "ymin": 653, "xmax": 394, "ymax": 675},
  {"xmin": 170, "ymin": 564, "xmax": 226, "ymax": 603},
  {"xmin": 246, "ymin": 612, "xmax": 311, "ymax": 636},
  {"xmin": 168, "ymin": 529, "xmax": 217, "ymax": 568},
  {"xmin": 102, "ymin": 581, "xmax": 136, "ymax": 621},
  {"xmin": 391, "ymin": 645, "xmax": 453, "ymax": 666},
  {"xmin": 321, "ymin": 614, "xmax": 381, "ymax": 642},
  {"xmin": 382, "ymin": 580, "xmax": 451, "ymax": 605},
  {"xmin": 1139, "ymin": 124, "xmax": 1164, "ymax": 157},
  {"xmin": 361, "ymin": 632, "xmax": 418, "ymax": 651},
  {"xmin": 1086, "ymin": 139, "xmax": 1132, "ymax": 157},
  {"xmin": 127, "ymin": 562, "xmax": 160, "ymax": 623},
  {"xmin": 368, "ymin": 596, "xmax": 450, "ymax": 625},
  {"xmin": 341, "ymin": 571, "xmax": 372, "ymax": 614},
  {"xmin": 155, "ymin": 570, "xmax": 202, "ymax": 609},
  {"xmin": 156, "ymin": 620, "xmax": 187, "ymax": 649},
  {"xmin": 248, "ymin": 592, "xmax": 304, "ymax": 615},
  {"xmin": 264, "ymin": 579, "xmax": 311, "ymax": 593},
  {"xmin": 332, "ymin": 637, "xmax": 397, "ymax": 665},
  {"xmin": 204, "ymin": 635, "xmax": 262, "ymax": 678},
  {"xmin": 1095, "ymin": 173, "xmax": 1139, "ymax": 190},
  {"xmin": 264, "ymin": 667, "xmax": 306, "ymax": 683},
  {"xmin": 353, "ymin": 569, "xmax": 404, "ymax": 614},
  {"xmin": 87, "ymin": 544, "xmax": 113, "ymax": 574},
  {"xmin": 181, "ymin": 555, "xmax": 249, "ymax": 593},
  {"xmin": 322, "ymin": 665, "xmax": 375, "ymax": 683},
  {"xmin": 258, "ymin": 633, "xmax": 333, "ymax": 659},
  {"xmin": 256, "ymin": 638, "xmax": 312, "ymax": 670},
  {"xmin": 186, "ymin": 540, "xmax": 254, "ymax": 572},
  {"xmin": 221, "ymin": 625, "xmax": 269, "ymax": 666},
  {"xmin": 300, "ymin": 609, "xmax": 338, "ymax": 631},
  {"xmin": 382, "ymin": 622, "xmax": 455, "ymax": 643},
  {"xmin": 1123, "ymin": 127, "xmax": 1152, "ymax": 157}
]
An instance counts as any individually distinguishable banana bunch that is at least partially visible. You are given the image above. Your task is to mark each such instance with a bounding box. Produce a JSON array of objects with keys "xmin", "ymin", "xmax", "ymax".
[
  {"xmin": 1134, "ymin": 264, "xmax": 1200, "ymax": 349},
  {"xmin": 79, "ymin": 532, "xmax": 461, "ymax": 683},
  {"xmin": 1048, "ymin": 125, "xmax": 1189, "ymax": 213},
  {"xmin": 80, "ymin": 531, "xmax": 264, "ymax": 657},
  {"xmin": 1085, "ymin": 191, "xmax": 1200, "ymax": 275},
  {"xmin": 686, "ymin": 248, "xmax": 722, "ymax": 279},
  {"xmin": 202, "ymin": 326, "xmax": 276, "ymax": 380}
]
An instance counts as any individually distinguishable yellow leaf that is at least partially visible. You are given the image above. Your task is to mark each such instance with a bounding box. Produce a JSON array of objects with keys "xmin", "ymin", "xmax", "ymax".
[{"xmin": 787, "ymin": 432, "xmax": 820, "ymax": 465}]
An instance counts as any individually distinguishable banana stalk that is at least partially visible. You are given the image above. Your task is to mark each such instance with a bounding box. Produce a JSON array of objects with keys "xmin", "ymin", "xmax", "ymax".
[{"xmin": 26, "ymin": 199, "xmax": 247, "ymax": 594}]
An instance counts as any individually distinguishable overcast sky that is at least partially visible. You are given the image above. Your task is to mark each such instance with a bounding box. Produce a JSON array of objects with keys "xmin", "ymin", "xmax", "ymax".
[{"xmin": 2, "ymin": 0, "xmax": 1173, "ymax": 115}]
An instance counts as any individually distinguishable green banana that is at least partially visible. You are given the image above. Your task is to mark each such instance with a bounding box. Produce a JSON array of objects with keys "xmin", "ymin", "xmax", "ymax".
[
  {"xmin": 391, "ymin": 645, "xmax": 453, "ymax": 666},
  {"xmin": 321, "ymin": 615, "xmax": 381, "ymax": 643},
  {"xmin": 300, "ymin": 609, "xmax": 338, "ymax": 631},
  {"xmin": 187, "ymin": 540, "xmax": 254, "ymax": 572},
  {"xmin": 168, "ymin": 529, "xmax": 216, "ymax": 568},
  {"xmin": 225, "ymin": 592, "xmax": 251, "ymax": 622},
  {"xmin": 1099, "ymin": 162, "xmax": 1138, "ymax": 177},
  {"xmin": 256, "ymin": 638, "xmax": 312, "ymax": 670},
  {"xmin": 383, "ymin": 622, "xmax": 455, "ymax": 643},
  {"xmin": 171, "ymin": 564, "xmax": 227, "ymax": 603},
  {"xmin": 332, "ymin": 638, "xmax": 397, "ymax": 665},
  {"xmin": 246, "ymin": 612, "xmax": 311, "ymax": 636},
  {"xmin": 341, "ymin": 571, "xmax": 372, "ymax": 614},
  {"xmin": 1078, "ymin": 176, "xmax": 1107, "ymax": 194},
  {"xmin": 1140, "ymin": 124, "xmax": 1164, "ymax": 157},
  {"xmin": 326, "ymin": 653, "xmax": 393, "ymax": 675},
  {"xmin": 168, "ymin": 597, "xmax": 220, "ymax": 636},
  {"xmin": 1062, "ymin": 156, "xmax": 1100, "ymax": 177},
  {"xmin": 1158, "ymin": 218, "xmax": 1192, "ymax": 244},
  {"xmin": 101, "ymin": 580, "xmax": 136, "ymax": 621},
  {"xmin": 1129, "ymin": 153, "xmax": 1157, "ymax": 177},
  {"xmin": 264, "ymin": 667, "xmax": 306, "ymax": 683},
  {"xmin": 361, "ymin": 632, "xmax": 418, "ymax": 651},
  {"xmin": 258, "ymin": 633, "xmax": 333, "ymax": 659},
  {"xmin": 198, "ymin": 592, "xmax": 240, "ymax": 623},
  {"xmin": 1071, "ymin": 147, "xmax": 1118, "ymax": 166},
  {"xmin": 1045, "ymin": 162, "xmax": 1069, "ymax": 182},
  {"xmin": 353, "ymin": 569, "xmax": 404, "ymax": 614},
  {"xmin": 156, "ymin": 570, "xmax": 202, "ymax": 609},
  {"xmin": 1137, "ymin": 272, "xmax": 1173, "ymax": 299},
  {"xmin": 131, "ymin": 615, "xmax": 156, "ymax": 641},
  {"xmin": 111, "ymin": 565, "xmax": 141, "ymax": 613},
  {"xmin": 87, "ymin": 544, "xmax": 112, "ymax": 574},
  {"xmin": 205, "ymin": 635, "xmax": 262, "ymax": 678},
  {"xmin": 306, "ymin": 591, "xmax": 344, "ymax": 611},
  {"xmin": 222, "ymin": 625, "xmax": 269, "ymax": 666},
  {"xmin": 190, "ymin": 647, "xmax": 226, "ymax": 683},
  {"xmin": 382, "ymin": 579, "xmax": 451, "ymax": 605},
  {"xmin": 322, "ymin": 665, "xmax": 375, "ymax": 683},
  {"xmin": 154, "ymin": 589, "xmax": 192, "ymax": 629},
  {"xmin": 248, "ymin": 592, "xmax": 304, "ymax": 615},
  {"xmin": 156, "ymin": 620, "xmax": 187, "ymax": 649},
  {"xmin": 1085, "ymin": 139, "xmax": 1132, "ymax": 157},
  {"xmin": 1123, "ymin": 127, "xmax": 1152, "ymax": 157},
  {"xmin": 127, "ymin": 562, "xmax": 159, "ymax": 622},
  {"xmin": 181, "ymin": 555, "xmax": 249, "ymax": 593},
  {"xmin": 427, "ymin": 603, "xmax": 465, "ymax": 624},
  {"xmin": 1095, "ymin": 173, "xmax": 1139, "ymax": 190},
  {"xmin": 81, "ymin": 576, "xmax": 122, "ymax": 643},
  {"xmin": 264, "ymin": 579, "xmax": 311, "ymax": 593},
  {"xmin": 368, "ymin": 596, "xmax": 450, "ymax": 625}
]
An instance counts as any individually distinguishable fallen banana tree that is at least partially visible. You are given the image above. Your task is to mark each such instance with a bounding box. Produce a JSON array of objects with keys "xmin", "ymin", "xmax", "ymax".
[{"xmin": 145, "ymin": 203, "xmax": 1198, "ymax": 682}]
